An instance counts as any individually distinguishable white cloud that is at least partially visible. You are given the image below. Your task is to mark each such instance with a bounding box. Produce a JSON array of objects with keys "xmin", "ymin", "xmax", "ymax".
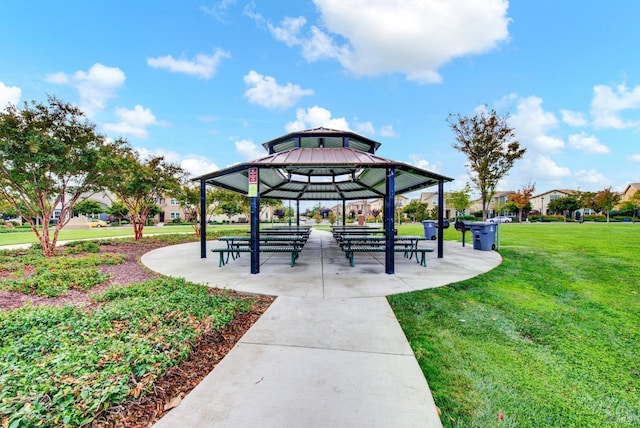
[
  {"xmin": 147, "ymin": 49, "xmax": 230, "ymax": 79},
  {"xmin": 509, "ymin": 96, "xmax": 564, "ymax": 152},
  {"xmin": 285, "ymin": 106, "xmax": 350, "ymax": 132},
  {"xmin": 379, "ymin": 125, "xmax": 395, "ymax": 137},
  {"xmin": 134, "ymin": 147, "xmax": 218, "ymax": 177},
  {"xmin": 266, "ymin": 0, "xmax": 510, "ymax": 83},
  {"xmin": 268, "ymin": 16, "xmax": 306, "ymax": 46},
  {"xmin": 103, "ymin": 105, "xmax": 159, "ymax": 138},
  {"xmin": 353, "ymin": 121, "xmax": 395, "ymax": 137},
  {"xmin": 235, "ymin": 139, "xmax": 265, "ymax": 160},
  {"xmin": 355, "ymin": 121, "xmax": 375, "ymax": 135},
  {"xmin": 574, "ymin": 169, "xmax": 608, "ymax": 186},
  {"xmin": 560, "ymin": 109, "xmax": 588, "ymax": 126},
  {"xmin": 181, "ymin": 156, "xmax": 219, "ymax": 177},
  {"xmin": 519, "ymin": 154, "xmax": 571, "ymax": 181},
  {"xmin": 46, "ymin": 63, "xmax": 125, "ymax": 117},
  {"xmin": 201, "ymin": 0, "xmax": 236, "ymax": 22},
  {"xmin": 590, "ymin": 82, "xmax": 640, "ymax": 129},
  {"xmin": 0, "ymin": 82, "xmax": 21, "ymax": 109},
  {"xmin": 243, "ymin": 70, "xmax": 313, "ymax": 109},
  {"xmin": 408, "ymin": 154, "xmax": 441, "ymax": 173},
  {"xmin": 568, "ymin": 132, "xmax": 609, "ymax": 154},
  {"xmin": 628, "ymin": 154, "xmax": 640, "ymax": 162}
]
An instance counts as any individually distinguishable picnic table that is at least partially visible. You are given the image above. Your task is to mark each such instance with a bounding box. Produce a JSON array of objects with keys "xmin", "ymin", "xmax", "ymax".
[
  {"xmin": 332, "ymin": 228, "xmax": 386, "ymax": 239},
  {"xmin": 337, "ymin": 236, "xmax": 433, "ymax": 267},
  {"xmin": 211, "ymin": 235, "xmax": 306, "ymax": 267}
]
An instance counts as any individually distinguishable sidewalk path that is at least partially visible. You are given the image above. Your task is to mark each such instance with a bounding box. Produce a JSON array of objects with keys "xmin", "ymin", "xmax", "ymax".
[{"xmin": 142, "ymin": 229, "xmax": 502, "ymax": 427}]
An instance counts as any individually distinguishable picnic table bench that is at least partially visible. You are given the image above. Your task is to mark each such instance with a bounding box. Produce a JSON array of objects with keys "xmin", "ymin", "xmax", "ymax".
[
  {"xmin": 341, "ymin": 239, "xmax": 434, "ymax": 267},
  {"xmin": 211, "ymin": 235, "xmax": 306, "ymax": 267}
]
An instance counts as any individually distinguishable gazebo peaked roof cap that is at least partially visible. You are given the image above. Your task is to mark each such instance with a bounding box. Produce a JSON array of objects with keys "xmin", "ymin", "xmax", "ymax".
[
  {"xmin": 192, "ymin": 128, "xmax": 453, "ymax": 201},
  {"xmin": 261, "ymin": 127, "xmax": 381, "ymax": 154}
]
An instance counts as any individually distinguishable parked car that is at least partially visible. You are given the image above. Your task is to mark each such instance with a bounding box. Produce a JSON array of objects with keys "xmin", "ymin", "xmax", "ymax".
[
  {"xmin": 88, "ymin": 219, "xmax": 108, "ymax": 228},
  {"xmin": 488, "ymin": 216, "xmax": 512, "ymax": 223}
]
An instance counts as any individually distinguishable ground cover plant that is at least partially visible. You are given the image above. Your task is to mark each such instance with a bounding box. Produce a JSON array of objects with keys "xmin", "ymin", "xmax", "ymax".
[
  {"xmin": 0, "ymin": 234, "xmax": 271, "ymax": 427},
  {"xmin": 389, "ymin": 223, "xmax": 639, "ymax": 427}
]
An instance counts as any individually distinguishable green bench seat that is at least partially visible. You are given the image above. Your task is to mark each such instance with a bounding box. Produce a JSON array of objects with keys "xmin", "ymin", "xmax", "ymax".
[
  {"xmin": 343, "ymin": 245, "xmax": 434, "ymax": 267},
  {"xmin": 211, "ymin": 246, "xmax": 302, "ymax": 267}
]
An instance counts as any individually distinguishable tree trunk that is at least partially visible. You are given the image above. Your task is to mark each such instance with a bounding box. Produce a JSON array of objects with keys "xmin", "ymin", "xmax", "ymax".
[
  {"xmin": 192, "ymin": 223, "xmax": 201, "ymax": 238},
  {"xmin": 133, "ymin": 221, "xmax": 144, "ymax": 240}
]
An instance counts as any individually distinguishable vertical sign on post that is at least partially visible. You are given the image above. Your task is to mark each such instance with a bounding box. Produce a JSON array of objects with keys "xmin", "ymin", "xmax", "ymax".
[{"xmin": 248, "ymin": 167, "xmax": 258, "ymax": 197}]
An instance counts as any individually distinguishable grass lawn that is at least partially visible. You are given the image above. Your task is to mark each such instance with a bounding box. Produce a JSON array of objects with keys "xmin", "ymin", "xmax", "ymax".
[
  {"xmin": 0, "ymin": 224, "xmax": 250, "ymax": 246},
  {"xmin": 389, "ymin": 223, "xmax": 640, "ymax": 427}
]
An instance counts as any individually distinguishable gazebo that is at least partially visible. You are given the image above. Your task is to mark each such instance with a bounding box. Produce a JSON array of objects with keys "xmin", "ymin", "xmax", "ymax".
[{"xmin": 193, "ymin": 127, "xmax": 453, "ymax": 274}]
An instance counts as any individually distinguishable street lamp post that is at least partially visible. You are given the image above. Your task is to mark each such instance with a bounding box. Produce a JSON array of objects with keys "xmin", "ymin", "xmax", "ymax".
[{"xmin": 541, "ymin": 197, "xmax": 544, "ymax": 222}]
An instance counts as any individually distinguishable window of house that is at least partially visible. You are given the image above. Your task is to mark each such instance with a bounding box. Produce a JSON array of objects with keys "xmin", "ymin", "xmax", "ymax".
[
  {"xmin": 171, "ymin": 198, "xmax": 179, "ymax": 205},
  {"xmin": 170, "ymin": 212, "xmax": 181, "ymax": 220}
]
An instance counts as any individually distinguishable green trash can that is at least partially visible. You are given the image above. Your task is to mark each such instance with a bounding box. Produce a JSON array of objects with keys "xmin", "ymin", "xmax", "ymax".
[{"xmin": 468, "ymin": 222, "xmax": 497, "ymax": 251}]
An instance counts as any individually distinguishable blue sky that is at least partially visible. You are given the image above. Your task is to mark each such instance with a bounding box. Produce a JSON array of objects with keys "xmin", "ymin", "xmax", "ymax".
[{"xmin": 2, "ymin": 0, "xmax": 640, "ymax": 202}]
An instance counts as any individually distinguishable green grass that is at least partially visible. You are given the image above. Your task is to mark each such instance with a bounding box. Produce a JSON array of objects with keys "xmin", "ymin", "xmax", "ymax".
[
  {"xmin": 0, "ymin": 224, "xmax": 250, "ymax": 246},
  {"xmin": 389, "ymin": 223, "xmax": 640, "ymax": 427}
]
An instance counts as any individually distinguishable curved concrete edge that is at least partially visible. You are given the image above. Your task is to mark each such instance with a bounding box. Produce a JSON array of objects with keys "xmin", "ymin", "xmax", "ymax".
[{"xmin": 140, "ymin": 230, "xmax": 502, "ymax": 298}]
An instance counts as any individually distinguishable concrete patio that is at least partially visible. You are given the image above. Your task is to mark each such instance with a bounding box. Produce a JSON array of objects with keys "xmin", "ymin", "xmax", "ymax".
[{"xmin": 142, "ymin": 228, "xmax": 502, "ymax": 427}]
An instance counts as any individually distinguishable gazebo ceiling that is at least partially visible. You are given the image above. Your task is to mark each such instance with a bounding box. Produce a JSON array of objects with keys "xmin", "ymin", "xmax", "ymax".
[{"xmin": 193, "ymin": 128, "xmax": 453, "ymax": 201}]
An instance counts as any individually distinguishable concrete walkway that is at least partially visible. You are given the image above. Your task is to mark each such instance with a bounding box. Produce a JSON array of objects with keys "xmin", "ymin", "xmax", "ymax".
[{"xmin": 142, "ymin": 229, "xmax": 502, "ymax": 428}]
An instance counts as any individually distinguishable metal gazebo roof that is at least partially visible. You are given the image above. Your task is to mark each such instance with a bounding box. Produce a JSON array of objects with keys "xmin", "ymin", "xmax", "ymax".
[{"xmin": 193, "ymin": 128, "xmax": 453, "ymax": 200}]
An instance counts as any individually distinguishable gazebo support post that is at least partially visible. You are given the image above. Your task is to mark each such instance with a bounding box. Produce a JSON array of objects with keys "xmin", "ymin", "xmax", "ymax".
[
  {"xmin": 296, "ymin": 200, "xmax": 300, "ymax": 226},
  {"xmin": 437, "ymin": 180, "xmax": 444, "ymax": 258},
  {"xmin": 250, "ymin": 194, "xmax": 260, "ymax": 274},
  {"xmin": 342, "ymin": 200, "xmax": 346, "ymax": 225},
  {"xmin": 384, "ymin": 167, "xmax": 396, "ymax": 274},
  {"xmin": 200, "ymin": 179, "xmax": 207, "ymax": 259}
]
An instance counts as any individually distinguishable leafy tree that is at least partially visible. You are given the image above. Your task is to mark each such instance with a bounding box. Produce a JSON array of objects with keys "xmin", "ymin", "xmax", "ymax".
[
  {"xmin": 177, "ymin": 185, "xmax": 215, "ymax": 236},
  {"xmin": 74, "ymin": 199, "xmax": 104, "ymax": 217},
  {"xmin": 261, "ymin": 198, "xmax": 283, "ymax": 223},
  {"xmin": 575, "ymin": 190, "xmax": 597, "ymax": 219},
  {"xmin": 105, "ymin": 145, "xmax": 185, "ymax": 240},
  {"xmin": 448, "ymin": 109, "xmax": 526, "ymax": 220},
  {"xmin": 547, "ymin": 196, "xmax": 580, "ymax": 218},
  {"xmin": 211, "ymin": 188, "xmax": 245, "ymax": 222},
  {"xmin": 0, "ymin": 197, "xmax": 19, "ymax": 219},
  {"xmin": 445, "ymin": 184, "xmax": 473, "ymax": 219},
  {"xmin": 107, "ymin": 201, "xmax": 129, "ymax": 225},
  {"xmin": 107, "ymin": 201, "xmax": 129, "ymax": 224},
  {"xmin": 371, "ymin": 209, "xmax": 380, "ymax": 222},
  {"xmin": 594, "ymin": 187, "xmax": 621, "ymax": 223},
  {"xmin": 0, "ymin": 96, "xmax": 120, "ymax": 256},
  {"xmin": 328, "ymin": 210, "xmax": 336, "ymax": 225},
  {"xmin": 313, "ymin": 211, "xmax": 322, "ymax": 224},
  {"xmin": 402, "ymin": 200, "xmax": 429, "ymax": 222},
  {"xmin": 508, "ymin": 182, "xmax": 535, "ymax": 222}
]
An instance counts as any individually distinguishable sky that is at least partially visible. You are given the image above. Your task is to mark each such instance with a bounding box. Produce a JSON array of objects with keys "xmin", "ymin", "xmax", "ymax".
[{"xmin": 2, "ymin": 0, "xmax": 640, "ymax": 204}]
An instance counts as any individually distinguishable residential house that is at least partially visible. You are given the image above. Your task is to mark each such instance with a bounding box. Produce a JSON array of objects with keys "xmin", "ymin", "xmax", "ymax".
[
  {"xmin": 417, "ymin": 191, "xmax": 453, "ymax": 218},
  {"xmin": 530, "ymin": 189, "xmax": 576, "ymax": 216},
  {"xmin": 620, "ymin": 183, "xmax": 640, "ymax": 204},
  {"xmin": 468, "ymin": 190, "xmax": 516, "ymax": 218}
]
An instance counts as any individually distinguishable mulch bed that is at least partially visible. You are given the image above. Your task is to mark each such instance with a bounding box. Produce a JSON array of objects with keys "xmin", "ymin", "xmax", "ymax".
[{"xmin": 0, "ymin": 238, "xmax": 274, "ymax": 427}]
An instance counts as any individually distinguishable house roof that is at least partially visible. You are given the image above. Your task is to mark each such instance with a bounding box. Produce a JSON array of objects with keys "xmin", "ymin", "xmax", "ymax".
[{"xmin": 193, "ymin": 128, "xmax": 453, "ymax": 201}]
